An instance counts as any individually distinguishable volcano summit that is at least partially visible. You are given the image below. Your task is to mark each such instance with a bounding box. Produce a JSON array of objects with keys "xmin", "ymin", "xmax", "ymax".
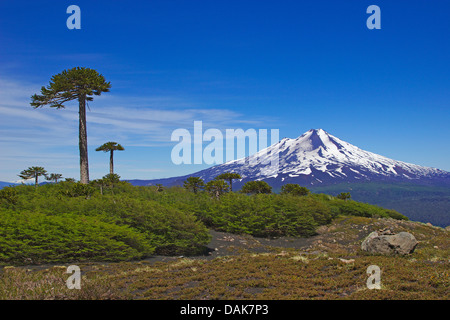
[{"xmin": 131, "ymin": 129, "xmax": 450, "ymax": 189}]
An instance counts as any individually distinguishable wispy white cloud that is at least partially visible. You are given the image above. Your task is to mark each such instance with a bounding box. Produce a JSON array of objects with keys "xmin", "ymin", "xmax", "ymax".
[{"xmin": 0, "ymin": 76, "xmax": 277, "ymax": 181}]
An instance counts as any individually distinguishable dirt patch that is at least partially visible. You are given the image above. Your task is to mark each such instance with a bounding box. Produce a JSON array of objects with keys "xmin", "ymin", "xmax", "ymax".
[{"xmin": 143, "ymin": 229, "xmax": 320, "ymax": 264}]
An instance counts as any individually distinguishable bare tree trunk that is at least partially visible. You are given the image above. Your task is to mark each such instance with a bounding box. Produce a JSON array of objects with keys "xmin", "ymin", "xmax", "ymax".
[
  {"xmin": 79, "ymin": 96, "xmax": 89, "ymax": 184},
  {"xmin": 110, "ymin": 150, "xmax": 114, "ymax": 175}
]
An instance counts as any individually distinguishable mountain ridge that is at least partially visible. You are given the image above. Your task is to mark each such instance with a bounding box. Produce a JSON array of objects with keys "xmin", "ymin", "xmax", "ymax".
[
  {"xmin": 128, "ymin": 129, "xmax": 450, "ymax": 189},
  {"xmin": 0, "ymin": 181, "xmax": 18, "ymax": 189}
]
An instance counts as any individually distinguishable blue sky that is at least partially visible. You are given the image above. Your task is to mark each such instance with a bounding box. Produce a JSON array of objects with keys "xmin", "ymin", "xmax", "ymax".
[{"xmin": 0, "ymin": 0, "xmax": 449, "ymax": 182}]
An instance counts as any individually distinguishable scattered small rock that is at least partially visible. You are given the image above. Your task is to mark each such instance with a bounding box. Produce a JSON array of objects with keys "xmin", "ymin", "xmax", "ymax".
[
  {"xmin": 220, "ymin": 236, "xmax": 235, "ymax": 242},
  {"xmin": 339, "ymin": 258, "xmax": 355, "ymax": 264},
  {"xmin": 378, "ymin": 228, "xmax": 395, "ymax": 235},
  {"xmin": 52, "ymin": 266, "xmax": 67, "ymax": 270},
  {"xmin": 275, "ymin": 251, "xmax": 289, "ymax": 257},
  {"xmin": 316, "ymin": 225, "xmax": 328, "ymax": 234}
]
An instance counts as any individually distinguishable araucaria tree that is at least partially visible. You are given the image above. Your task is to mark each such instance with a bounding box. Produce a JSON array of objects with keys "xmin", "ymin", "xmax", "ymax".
[
  {"xmin": 31, "ymin": 67, "xmax": 111, "ymax": 184},
  {"xmin": 280, "ymin": 183, "xmax": 310, "ymax": 196},
  {"xmin": 215, "ymin": 172, "xmax": 241, "ymax": 192},
  {"xmin": 205, "ymin": 180, "xmax": 230, "ymax": 199},
  {"xmin": 18, "ymin": 166, "xmax": 47, "ymax": 188},
  {"xmin": 183, "ymin": 177, "xmax": 205, "ymax": 194},
  {"xmin": 96, "ymin": 142, "xmax": 125, "ymax": 175},
  {"xmin": 337, "ymin": 192, "xmax": 351, "ymax": 201},
  {"xmin": 46, "ymin": 173, "xmax": 63, "ymax": 184},
  {"xmin": 240, "ymin": 180, "xmax": 272, "ymax": 195}
]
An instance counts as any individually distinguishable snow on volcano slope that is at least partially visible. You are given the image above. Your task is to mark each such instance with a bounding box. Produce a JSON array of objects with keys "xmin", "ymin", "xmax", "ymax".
[
  {"xmin": 191, "ymin": 129, "xmax": 450, "ymax": 187},
  {"xmin": 129, "ymin": 129, "xmax": 450, "ymax": 188}
]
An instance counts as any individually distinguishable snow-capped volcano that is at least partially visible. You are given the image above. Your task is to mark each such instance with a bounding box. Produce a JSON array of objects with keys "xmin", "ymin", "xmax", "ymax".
[
  {"xmin": 130, "ymin": 129, "xmax": 450, "ymax": 188},
  {"xmin": 185, "ymin": 129, "xmax": 450, "ymax": 185}
]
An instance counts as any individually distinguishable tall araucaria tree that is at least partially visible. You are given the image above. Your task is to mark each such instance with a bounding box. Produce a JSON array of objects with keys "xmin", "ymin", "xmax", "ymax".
[
  {"xmin": 95, "ymin": 141, "xmax": 125, "ymax": 175},
  {"xmin": 31, "ymin": 67, "xmax": 111, "ymax": 184}
]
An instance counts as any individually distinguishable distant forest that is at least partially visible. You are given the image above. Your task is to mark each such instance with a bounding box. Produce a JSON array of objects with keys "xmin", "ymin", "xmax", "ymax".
[{"xmin": 309, "ymin": 182, "xmax": 450, "ymax": 228}]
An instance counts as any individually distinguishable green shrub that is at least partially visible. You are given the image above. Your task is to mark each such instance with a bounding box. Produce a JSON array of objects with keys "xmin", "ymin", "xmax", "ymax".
[
  {"xmin": 0, "ymin": 184, "xmax": 211, "ymax": 262},
  {"xmin": 337, "ymin": 192, "xmax": 352, "ymax": 201},
  {"xmin": 280, "ymin": 184, "xmax": 310, "ymax": 196},
  {"xmin": 194, "ymin": 193, "xmax": 330, "ymax": 237},
  {"xmin": 205, "ymin": 179, "xmax": 229, "ymax": 199},
  {"xmin": 0, "ymin": 187, "xmax": 18, "ymax": 205},
  {"xmin": 0, "ymin": 209, "xmax": 154, "ymax": 265},
  {"xmin": 317, "ymin": 195, "xmax": 408, "ymax": 220},
  {"xmin": 0, "ymin": 183, "xmax": 408, "ymax": 265},
  {"xmin": 90, "ymin": 196, "xmax": 211, "ymax": 255},
  {"xmin": 240, "ymin": 181, "xmax": 272, "ymax": 194},
  {"xmin": 383, "ymin": 209, "xmax": 409, "ymax": 220},
  {"xmin": 59, "ymin": 182, "xmax": 95, "ymax": 198}
]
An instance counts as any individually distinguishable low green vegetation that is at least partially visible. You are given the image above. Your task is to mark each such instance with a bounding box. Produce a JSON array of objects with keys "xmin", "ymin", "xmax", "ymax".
[
  {"xmin": 0, "ymin": 187, "xmax": 18, "ymax": 206},
  {"xmin": 240, "ymin": 180, "xmax": 272, "ymax": 194},
  {"xmin": 281, "ymin": 183, "xmax": 310, "ymax": 196},
  {"xmin": 0, "ymin": 210, "xmax": 154, "ymax": 264},
  {"xmin": 336, "ymin": 192, "xmax": 351, "ymax": 201},
  {"xmin": 0, "ymin": 182, "xmax": 210, "ymax": 265},
  {"xmin": 0, "ymin": 179, "xmax": 407, "ymax": 265}
]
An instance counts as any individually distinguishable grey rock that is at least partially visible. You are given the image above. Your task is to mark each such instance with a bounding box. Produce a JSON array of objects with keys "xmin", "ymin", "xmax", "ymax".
[{"xmin": 361, "ymin": 231, "xmax": 418, "ymax": 255}]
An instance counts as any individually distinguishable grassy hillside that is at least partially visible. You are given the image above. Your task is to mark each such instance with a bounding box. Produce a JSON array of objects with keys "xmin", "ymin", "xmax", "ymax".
[
  {"xmin": 309, "ymin": 182, "xmax": 450, "ymax": 227},
  {"xmin": 1, "ymin": 216, "xmax": 448, "ymax": 300},
  {"xmin": 0, "ymin": 182, "xmax": 448, "ymax": 301},
  {"xmin": 0, "ymin": 182, "xmax": 406, "ymax": 265}
]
